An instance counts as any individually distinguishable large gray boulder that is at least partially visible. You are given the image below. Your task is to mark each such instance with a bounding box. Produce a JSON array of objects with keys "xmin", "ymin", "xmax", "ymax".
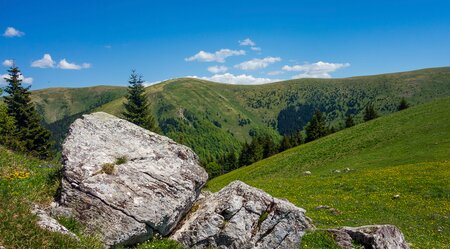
[
  {"xmin": 327, "ymin": 225, "xmax": 410, "ymax": 249},
  {"xmin": 171, "ymin": 181, "xmax": 314, "ymax": 249},
  {"xmin": 58, "ymin": 112, "xmax": 208, "ymax": 247}
]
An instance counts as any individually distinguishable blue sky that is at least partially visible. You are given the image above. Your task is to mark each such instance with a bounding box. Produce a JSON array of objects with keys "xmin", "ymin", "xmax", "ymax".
[{"xmin": 1, "ymin": 0, "xmax": 450, "ymax": 89}]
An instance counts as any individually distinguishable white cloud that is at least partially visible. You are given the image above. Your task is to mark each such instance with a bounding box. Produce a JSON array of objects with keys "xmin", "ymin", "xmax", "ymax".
[
  {"xmin": 251, "ymin": 47, "xmax": 262, "ymax": 52},
  {"xmin": 235, "ymin": 57, "xmax": 281, "ymax": 70},
  {"xmin": 58, "ymin": 59, "xmax": 91, "ymax": 70},
  {"xmin": 185, "ymin": 49, "xmax": 245, "ymax": 63},
  {"xmin": 267, "ymin": 70, "xmax": 284, "ymax": 76},
  {"xmin": 143, "ymin": 80, "xmax": 163, "ymax": 87},
  {"xmin": 31, "ymin": 54, "xmax": 55, "ymax": 68},
  {"xmin": 188, "ymin": 73, "xmax": 280, "ymax": 85},
  {"xmin": 3, "ymin": 27, "xmax": 25, "ymax": 37},
  {"xmin": 239, "ymin": 38, "xmax": 256, "ymax": 46},
  {"xmin": 282, "ymin": 61, "xmax": 350, "ymax": 78},
  {"xmin": 2, "ymin": 59, "xmax": 14, "ymax": 67},
  {"xmin": 207, "ymin": 65, "xmax": 228, "ymax": 73},
  {"xmin": 1, "ymin": 73, "xmax": 33, "ymax": 84}
]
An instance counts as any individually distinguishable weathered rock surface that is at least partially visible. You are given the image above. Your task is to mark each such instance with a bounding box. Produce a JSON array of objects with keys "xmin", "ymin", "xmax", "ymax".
[
  {"xmin": 58, "ymin": 112, "xmax": 208, "ymax": 247},
  {"xmin": 327, "ymin": 225, "xmax": 410, "ymax": 249},
  {"xmin": 31, "ymin": 205, "xmax": 79, "ymax": 240},
  {"xmin": 171, "ymin": 181, "xmax": 314, "ymax": 249}
]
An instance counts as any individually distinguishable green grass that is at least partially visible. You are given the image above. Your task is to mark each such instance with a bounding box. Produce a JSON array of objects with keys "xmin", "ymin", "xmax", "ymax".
[{"xmin": 207, "ymin": 97, "xmax": 450, "ymax": 248}]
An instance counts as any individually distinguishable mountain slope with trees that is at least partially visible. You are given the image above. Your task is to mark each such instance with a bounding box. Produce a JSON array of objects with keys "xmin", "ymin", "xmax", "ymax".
[{"xmin": 30, "ymin": 67, "xmax": 450, "ymax": 162}]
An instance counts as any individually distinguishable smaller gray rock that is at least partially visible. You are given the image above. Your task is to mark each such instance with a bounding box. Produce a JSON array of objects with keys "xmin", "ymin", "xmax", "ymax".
[
  {"xmin": 172, "ymin": 181, "xmax": 314, "ymax": 249},
  {"xmin": 333, "ymin": 169, "xmax": 341, "ymax": 173},
  {"xmin": 343, "ymin": 168, "xmax": 351, "ymax": 172},
  {"xmin": 303, "ymin": 171, "xmax": 312, "ymax": 176},
  {"xmin": 327, "ymin": 229, "xmax": 354, "ymax": 249},
  {"xmin": 327, "ymin": 225, "xmax": 410, "ymax": 249},
  {"xmin": 32, "ymin": 205, "xmax": 79, "ymax": 240},
  {"xmin": 392, "ymin": 194, "xmax": 401, "ymax": 200}
]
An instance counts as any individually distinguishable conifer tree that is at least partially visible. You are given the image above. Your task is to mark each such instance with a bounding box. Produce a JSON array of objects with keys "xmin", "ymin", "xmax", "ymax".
[
  {"xmin": 345, "ymin": 114, "xmax": 355, "ymax": 128},
  {"xmin": 398, "ymin": 98, "xmax": 409, "ymax": 111},
  {"xmin": 363, "ymin": 103, "xmax": 379, "ymax": 122},
  {"xmin": 123, "ymin": 70, "xmax": 159, "ymax": 132},
  {"xmin": 279, "ymin": 135, "xmax": 293, "ymax": 152},
  {"xmin": 305, "ymin": 110, "xmax": 328, "ymax": 142},
  {"xmin": 3, "ymin": 66, "xmax": 52, "ymax": 158}
]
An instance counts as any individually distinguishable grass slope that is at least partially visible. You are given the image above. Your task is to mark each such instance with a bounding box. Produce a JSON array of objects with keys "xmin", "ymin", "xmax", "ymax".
[
  {"xmin": 207, "ymin": 97, "xmax": 450, "ymax": 248},
  {"xmin": 31, "ymin": 85, "xmax": 127, "ymax": 124},
  {"xmin": 98, "ymin": 67, "xmax": 450, "ymax": 161}
]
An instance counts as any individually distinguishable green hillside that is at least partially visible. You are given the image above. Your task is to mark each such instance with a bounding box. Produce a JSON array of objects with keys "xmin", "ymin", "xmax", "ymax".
[
  {"xmin": 207, "ymin": 97, "xmax": 450, "ymax": 248},
  {"xmin": 31, "ymin": 67, "xmax": 450, "ymax": 162},
  {"xmin": 30, "ymin": 86, "xmax": 127, "ymax": 148},
  {"xmin": 98, "ymin": 67, "xmax": 450, "ymax": 161},
  {"xmin": 31, "ymin": 85, "xmax": 127, "ymax": 124}
]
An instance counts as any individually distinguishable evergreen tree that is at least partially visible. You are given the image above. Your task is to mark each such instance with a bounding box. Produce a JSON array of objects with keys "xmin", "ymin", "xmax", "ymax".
[
  {"xmin": 345, "ymin": 114, "xmax": 355, "ymax": 128},
  {"xmin": 256, "ymin": 134, "xmax": 278, "ymax": 158},
  {"xmin": 363, "ymin": 103, "xmax": 379, "ymax": 122},
  {"xmin": 3, "ymin": 66, "xmax": 52, "ymax": 158},
  {"xmin": 238, "ymin": 139, "xmax": 264, "ymax": 167},
  {"xmin": 123, "ymin": 70, "xmax": 159, "ymax": 132},
  {"xmin": 398, "ymin": 98, "xmax": 409, "ymax": 111},
  {"xmin": 305, "ymin": 110, "xmax": 328, "ymax": 142},
  {"xmin": 279, "ymin": 135, "xmax": 293, "ymax": 152}
]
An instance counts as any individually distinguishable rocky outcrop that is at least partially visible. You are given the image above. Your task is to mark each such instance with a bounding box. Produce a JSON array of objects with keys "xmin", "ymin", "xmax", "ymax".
[
  {"xmin": 31, "ymin": 205, "xmax": 79, "ymax": 240},
  {"xmin": 58, "ymin": 112, "xmax": 208, "ymax": 247},
  {"xmin": 327, "ymin": 225, "xmax": 410, "ymax": 249},
  {"xmin": 171, "ymin": 181, "xmax": 314, "ymax": 249}
]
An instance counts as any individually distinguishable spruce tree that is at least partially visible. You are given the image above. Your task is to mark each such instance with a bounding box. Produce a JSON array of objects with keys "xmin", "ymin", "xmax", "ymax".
[
  {"xmin": 363, "ymin": 103, "xmax": 379, "ymax": 122},
  {"xmin": 345, "ymin": 114, "xmax": 355, "ymax": 128},
  {"xmin": 305, "ymin": 110, "xmax": 328, "ymax": 142},
  {"xmin": 3, "ymin": 66, "xmax": 52, "ymax": 158},
  {"xmin": 279, "ymin": 135, "xmax": 293, "ymax": 152},
  {"xmin": 123, "ymin": 70, "xmax": 159, "ymax": 132},
  {"xmin": 398, "ymin": 98, "xmax": 409, "ymax": 111}
]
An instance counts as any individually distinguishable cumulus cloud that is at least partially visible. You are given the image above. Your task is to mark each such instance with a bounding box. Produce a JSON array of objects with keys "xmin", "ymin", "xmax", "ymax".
[
  {"xmin": 251, "ymin": 47, "xmax": 262, "ymax": 52},
  {"xmin": 143, "ymin": 80, "xmax": 164, "ymax": 87},
  {"xmin": 239, "ymin": 38, "xmax": 256, "ymax": 46},
  {"xmin": 282, "ymin": 61, "xmax": 350, "ymax": 78},
  {"xmin": 31, "ymin": 54, "xmax": 56, "ymax": 68},
  {"xmin": 1, "ymin": 73, "xmax": 33, "ymax": 84},
  {"xmin": 235, "ymin": 57, "xmax": 281, "ymax": 70},
  {"xmin": 2, "ymin": 59, "xmax": 14, "ymax": 67},
  {"xmin": 58, "ymin": 59, "xmax": 91, "ymax": 70},
  {"xmin": 31, "ymin": 54, "xmax": 91, "ymax": 70},
  {"xmin": 207, "ymin": 65, "xmax": 228, "ymax": 73},
  {"xmin": 185, "ymin": 49, "xmax": 245, "ymax": 63},
  {"xmin": 188, "ymin": 73, "xmax": 280, "ymax": 85},
  {"xmin": 3, "ymin": 27, "xmax": 25, "ymax": 37}
]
